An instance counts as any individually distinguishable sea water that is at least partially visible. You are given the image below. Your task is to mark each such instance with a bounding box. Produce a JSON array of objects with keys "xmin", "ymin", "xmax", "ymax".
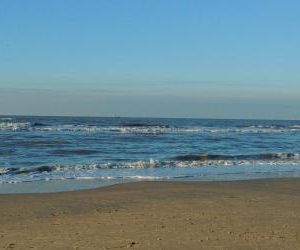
[{"xmin": 1, "ymin": 116, "xmax": 300, "ymax": 193}]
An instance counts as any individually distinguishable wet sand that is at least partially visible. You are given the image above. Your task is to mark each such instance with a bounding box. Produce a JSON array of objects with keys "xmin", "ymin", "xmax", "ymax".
[{"xmin": 0, "ymin": 178, "xmax": 300, "ymax": 249}]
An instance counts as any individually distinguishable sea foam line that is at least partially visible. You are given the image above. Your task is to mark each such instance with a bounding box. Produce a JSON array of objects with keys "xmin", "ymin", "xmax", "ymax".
[
  {"xmin": 1, "ymin": 120, "xmax": 300, "ymax": 134},
  {"xmin": 1, "ymin": 153, "xmax": 300, "ymax": 177}
]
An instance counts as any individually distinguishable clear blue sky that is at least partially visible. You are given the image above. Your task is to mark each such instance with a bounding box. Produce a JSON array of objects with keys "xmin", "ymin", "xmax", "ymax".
[{"xmin": 1, "ymin": 0, "xmax": 299, "ymax": 119}]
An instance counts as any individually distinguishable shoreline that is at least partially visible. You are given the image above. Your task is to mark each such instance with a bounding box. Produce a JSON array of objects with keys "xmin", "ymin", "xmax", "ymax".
[
  {"xmin": 2, "ymin": 173, "xmax": 300, "ymax": 194},
  {"xmin": 1, "ymin": 178, "xmax": 300, "ymax": 249}
]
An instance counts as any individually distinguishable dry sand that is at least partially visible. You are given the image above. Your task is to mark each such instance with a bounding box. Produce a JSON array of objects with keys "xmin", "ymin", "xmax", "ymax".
[{"xmin": 0, "ymin": 178, "xmax": 300, "ymax": 249}]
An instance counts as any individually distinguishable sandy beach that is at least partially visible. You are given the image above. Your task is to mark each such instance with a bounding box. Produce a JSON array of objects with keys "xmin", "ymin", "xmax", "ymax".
[{"xmin": 0, "ymin": 178, "xmax": 300, "ymax": 249}]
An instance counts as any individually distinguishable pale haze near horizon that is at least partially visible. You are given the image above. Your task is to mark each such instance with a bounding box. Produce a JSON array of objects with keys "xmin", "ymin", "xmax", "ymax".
[{"xmin": 1, "ymin": 1, "xmax": 300, "ymax": 119}]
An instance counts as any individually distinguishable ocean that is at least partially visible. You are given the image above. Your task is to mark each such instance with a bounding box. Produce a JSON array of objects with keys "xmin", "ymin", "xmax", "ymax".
[{"xmin": 1, "ymin": 116, "xmax": 300, "ymax": 193}]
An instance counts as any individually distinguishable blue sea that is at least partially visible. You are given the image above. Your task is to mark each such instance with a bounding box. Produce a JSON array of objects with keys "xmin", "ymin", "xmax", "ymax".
[{"xmin": 1, "ymin": 116, "xmax": 300, "ymax": 193}]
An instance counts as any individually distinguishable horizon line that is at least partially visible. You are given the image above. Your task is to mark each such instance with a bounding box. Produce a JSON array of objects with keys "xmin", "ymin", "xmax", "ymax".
[{"xmin": 1, "ymin": 114, "xmax": 299, "ymax": 122}]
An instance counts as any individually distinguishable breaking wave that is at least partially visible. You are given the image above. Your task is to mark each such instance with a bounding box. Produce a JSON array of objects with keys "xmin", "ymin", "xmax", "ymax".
[
  {"xmin": 173, "ymin": 153, "xmax": 300, "ymax": 161},
  {"xmin": 0, "ymin": 117, "xmax": 14, "ymax": 121},
  {"xmin": 1, "ymin": 121, "xmax": 300, "ymax": 134},
  {"xmin": 0, "ymin": 159, "xmax": 160, "ymax": 176},
  {"xmin": 1, "ymin": 153, "xmax": 300, "ymax": 182},
  {"xmin": 0, "ymin": 122, "xmax": 31, "ymax": 131}
]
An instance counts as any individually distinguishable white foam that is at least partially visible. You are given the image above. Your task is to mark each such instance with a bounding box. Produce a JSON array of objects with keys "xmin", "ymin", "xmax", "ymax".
[
  {"xmin": 1, "ymin": 121, "xmax": 299, "ymax": 134},
  {"xmin": 0, "ymin": 168, "xmax": 9, "ymax": 175},
  {"xmin": 123, "ymin": 175, "xmax": 165, "ymax": 180},
  {"xmin": 0, "ymin": 117, "xmax": 14, "ymax": 121},
  {"xmin": 75, "ymin": 176, "xmax": 96, "ymax": 180},
  {"xmin": 291, "ymin": 125, "xmax": 300, "ymax": 129},
  {"xmin": 75, "ymin": 175, "xmax": 165, "ymax": 180},
  {"xmin": 0, "ymin": 122, "xmax": 31, "ymax": 131}
]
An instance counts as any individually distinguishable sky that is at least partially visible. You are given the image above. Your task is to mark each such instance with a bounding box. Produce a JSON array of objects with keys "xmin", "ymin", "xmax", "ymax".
[{"xmin": 0, "ymin": 0, "xmax": 300, "ymax": 119}]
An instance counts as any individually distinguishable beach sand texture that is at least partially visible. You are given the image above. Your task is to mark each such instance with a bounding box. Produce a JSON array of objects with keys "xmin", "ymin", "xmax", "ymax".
[{"xmin": 1, "ymin": 178, "xmax": 300, "ymax": 249}]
